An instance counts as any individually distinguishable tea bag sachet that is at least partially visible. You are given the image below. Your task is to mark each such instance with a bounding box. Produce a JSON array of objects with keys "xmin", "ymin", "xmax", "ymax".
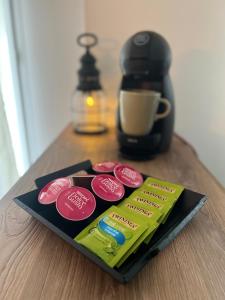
[
  {"xmin": 129, "ymin": 190, "xmax": 174, "ymax": 224},
  {"xmin": 116, "ymin": 199, "xmax": 160, "ymax": 267},
  {"xmin": 122, "ymin": 194, "xmax": 163, "ymax": 222},
  {"xmin": 75, "ymin": 206, "xmax": 148, "ymax": 268},
  {"xmin": 139, "ymin": 177, "xmax": 184, "ymax": 222},
  {"xmin": 119, "ymin": 199, "xmax": 159, "ymax": 241},
  {"xmin": 143, "ymin": 177, "xmax": 184, "ymax": 201}
]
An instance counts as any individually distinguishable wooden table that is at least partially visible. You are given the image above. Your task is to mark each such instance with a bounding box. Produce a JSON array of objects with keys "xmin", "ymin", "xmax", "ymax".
[{"xmin": 0, "ymin": 125, "xmax": 225, "ymax": 300}]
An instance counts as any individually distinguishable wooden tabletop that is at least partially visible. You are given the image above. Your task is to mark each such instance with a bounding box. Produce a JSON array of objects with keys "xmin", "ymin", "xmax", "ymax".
[{"xmin": 0, "ymin": 125, "xmax": 225, "ymax": 300}]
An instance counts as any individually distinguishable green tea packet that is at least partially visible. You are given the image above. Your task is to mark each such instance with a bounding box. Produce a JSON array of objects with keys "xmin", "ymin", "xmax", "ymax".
[
  {"xmin": 138, "ymin": 185, "xmax": 174, "ymax": 203},
  {"xmin": 119, "ymin": 199, "xmax": 160, "ymax": 239},
  {"xmin": 143, "ymin": 177, "xmax": 184, "ymax": 200},
  {"xmin": 75, "ymin": 206, "xmax": 148, "ymax": 268},
  {"xmin": 120, "ymin": 196, "xmax": 162, "ymax": 223},
  {"xmin": 116, "ymin": 200, "xmax": 160, "ymax": 267},
  {"xmin": 129, "ymin": 190, "xmax": 174, "ymax": 224},
  {"xmin": 119, "ymin": 200, "xmax": 160, "ymax": 243},
  {"xmin": 137, "ymin": 186, "xmax": 178, "ymax": 223},
  {"xmin": 139, "ymin": 177, "xmax": 184, "ymax": 223}
]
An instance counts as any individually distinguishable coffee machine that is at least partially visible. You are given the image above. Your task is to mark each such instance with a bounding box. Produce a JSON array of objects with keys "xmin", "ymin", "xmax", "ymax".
[{"xmin": 117, "ymin": 31, "xmax": 175, "ymax": 160}]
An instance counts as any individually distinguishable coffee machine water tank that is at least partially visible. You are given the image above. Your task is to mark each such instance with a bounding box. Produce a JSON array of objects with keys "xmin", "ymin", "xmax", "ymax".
[{"xmin": 117, "ymin": 31, "xmax": 175, "ymax": 160}]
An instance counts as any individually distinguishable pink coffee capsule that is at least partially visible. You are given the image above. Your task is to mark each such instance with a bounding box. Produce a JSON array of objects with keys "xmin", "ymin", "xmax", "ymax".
[
  {"xmin": 114, "ymin": 164, "xmax": 143, "ymax": 188},
  {"xmin": 91, "ymin": 174, "xmax": 125, "ymax": 202},
  {"xmin": 92, "ymin": 161, "xmax": 118, "ymax": 173},
  {"xmin": 56, "ymin": 186, "xmax": 96, "ymax": 221},
  {"xmin": 38, "ymin": 177, "xmax": 73, "ymax": 205}
]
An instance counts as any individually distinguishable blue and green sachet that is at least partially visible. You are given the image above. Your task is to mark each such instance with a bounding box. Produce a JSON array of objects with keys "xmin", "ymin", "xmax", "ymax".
[{"xmin": 75, "ymin": 206, "xmax": 148, "ymax": 268}]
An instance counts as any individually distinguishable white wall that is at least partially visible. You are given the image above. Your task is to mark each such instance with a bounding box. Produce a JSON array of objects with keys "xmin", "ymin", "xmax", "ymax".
[
  {"xmin": 86, "ymin": 0, "xmax": 225, "ymax": 186},
  {"xmin": 13, "ymin": 0, "xmax": 85, "ymax": 162},
  {"xmin": 12, "ymin": 0, "xmax": 225, "ymax": 186}
]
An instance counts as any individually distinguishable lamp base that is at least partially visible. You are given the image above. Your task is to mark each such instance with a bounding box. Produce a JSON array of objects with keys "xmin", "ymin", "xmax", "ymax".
[{"xmin": 74, "ymin": 123, "xmax": 107, "ymax": 134}]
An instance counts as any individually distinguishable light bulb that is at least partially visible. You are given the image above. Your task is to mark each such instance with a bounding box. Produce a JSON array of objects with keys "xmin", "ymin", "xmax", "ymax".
[{"xmin": 86, "ymin": 96, "xmax": 95, "ymax": 107}]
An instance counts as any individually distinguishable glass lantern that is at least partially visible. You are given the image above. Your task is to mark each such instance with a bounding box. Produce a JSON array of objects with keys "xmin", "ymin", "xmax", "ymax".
[{"xmin": 71, "ymin": 33, "xmax": 107, "ymax": 134}]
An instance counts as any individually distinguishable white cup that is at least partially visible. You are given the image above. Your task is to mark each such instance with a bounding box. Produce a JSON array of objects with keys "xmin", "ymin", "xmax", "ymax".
[{"xmin": 119, "ymin": 89, "xmax": 171, "ymax": 136}]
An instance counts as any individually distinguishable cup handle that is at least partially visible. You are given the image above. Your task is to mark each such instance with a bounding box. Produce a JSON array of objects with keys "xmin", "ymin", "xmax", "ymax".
[{"xmin": 155, "ymin": 98, "xmax": 171, "ymax": 120}]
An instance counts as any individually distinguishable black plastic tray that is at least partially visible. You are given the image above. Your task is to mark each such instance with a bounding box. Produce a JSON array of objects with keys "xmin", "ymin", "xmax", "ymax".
[{"xmin": 14, "ymin": 160, "xmax": 207, "ymax": 283}]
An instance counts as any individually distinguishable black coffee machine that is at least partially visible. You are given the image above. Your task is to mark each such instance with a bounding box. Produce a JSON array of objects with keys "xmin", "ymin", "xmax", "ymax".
[{"xmin": 117, "ymin": 31, "xmax": 175, "ymax": 160}]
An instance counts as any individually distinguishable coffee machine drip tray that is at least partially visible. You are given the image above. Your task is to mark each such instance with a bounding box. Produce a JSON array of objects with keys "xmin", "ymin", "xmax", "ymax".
[{"xmin": 117, "ymin": 131, "xmax": 161, "ymax": 160}]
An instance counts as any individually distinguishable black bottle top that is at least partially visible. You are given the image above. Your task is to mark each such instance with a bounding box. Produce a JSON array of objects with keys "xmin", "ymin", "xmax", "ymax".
[{"xmin": 76, "ymin": 33, "xmax": 102, "ymax": 91}]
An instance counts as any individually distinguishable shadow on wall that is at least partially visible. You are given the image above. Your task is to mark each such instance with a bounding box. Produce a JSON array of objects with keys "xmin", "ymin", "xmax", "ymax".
[
  {"xmin": 174, "ymin": 49, "xmax": 225, "ymax": 184},
  {"xmin": 175, "ymin": 49, "xmax": 216, "ymax": 135}
]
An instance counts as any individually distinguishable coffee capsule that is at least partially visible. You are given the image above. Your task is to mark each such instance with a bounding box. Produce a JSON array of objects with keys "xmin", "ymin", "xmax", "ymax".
[
  {"xmin": 38, "ymin": 177, "xmax": 72, "ymax": 205},
  {"xmin": 56, "ymin": 186, "xmax": 96, "ymax": 221},
  {"xmin": 114, "ymin": 164, "xmax": 143, "ymax": 188},
  {"xmin": 91, "ymin": 174, "xmax": 125, "ymax": 202},
  {"xmin": 92, "ymin": 161, "xmax": 118, "ymax": 173}
]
